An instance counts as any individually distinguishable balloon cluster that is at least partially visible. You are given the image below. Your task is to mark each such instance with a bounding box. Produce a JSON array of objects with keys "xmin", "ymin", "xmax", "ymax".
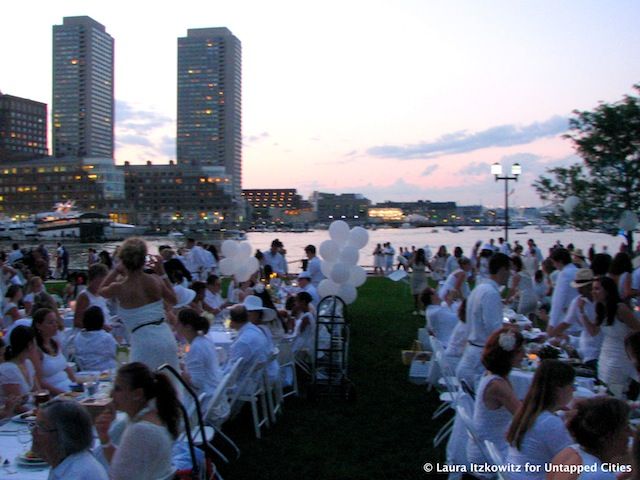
[
  {"xmin": 218, "ymin": 240, "xmax": 260, "ymax": 282},
  {"xmin": 317, "ymin": 220, "xmax": 369, "ymax": 304}
]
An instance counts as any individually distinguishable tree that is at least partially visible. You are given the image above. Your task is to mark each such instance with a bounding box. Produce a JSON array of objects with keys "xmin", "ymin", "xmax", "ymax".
[{"xmin": 534, "ymin": 84, "xmax": 640, "ymax": 251}]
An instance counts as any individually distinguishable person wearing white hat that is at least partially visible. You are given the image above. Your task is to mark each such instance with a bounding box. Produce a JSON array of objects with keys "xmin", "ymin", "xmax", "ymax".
[
  {"xmin": 297, "ymin": 271, "xmax": 320, "ymax": 309},
  {"xmin": 242, "ymin": 295, "xmax": 280, "ymax": 382}
]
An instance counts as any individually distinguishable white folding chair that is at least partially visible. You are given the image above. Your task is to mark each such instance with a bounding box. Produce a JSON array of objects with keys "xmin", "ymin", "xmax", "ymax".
[
  {"xmin": 263, "ymin": 350, "xmax": 283, "ymax": 424},
  {"xmin": 455, "ymin": 396, "xmax": 492, "ymax": 471},
  {"xmin": 484, "ymin": 440, "xmax": 509, "ymax": 480},
  {"xmin": 230, "ymin": 359, "xmax": 270, "ymax": 439},
  {"xmin": 278, "ymin": 335, "xmax": 299, "ymax": 398}
]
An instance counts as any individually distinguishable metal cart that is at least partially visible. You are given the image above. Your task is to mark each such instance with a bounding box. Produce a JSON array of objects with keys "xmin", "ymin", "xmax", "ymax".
[{"xmin": 309, "ymin": 295, "xmax": 356, "ymax": 401}]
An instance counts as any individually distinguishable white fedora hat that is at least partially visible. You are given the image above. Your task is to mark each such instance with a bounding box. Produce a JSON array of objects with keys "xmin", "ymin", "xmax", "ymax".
[{"xmin": 242, "ymin": 295, "xmax": 276, "ymax": 322}]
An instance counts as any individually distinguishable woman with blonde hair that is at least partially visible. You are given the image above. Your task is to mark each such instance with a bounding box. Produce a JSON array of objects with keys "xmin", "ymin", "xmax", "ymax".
[{"xmin": 100, "ymin": 238, "xmax": 178, "ymax": 371}]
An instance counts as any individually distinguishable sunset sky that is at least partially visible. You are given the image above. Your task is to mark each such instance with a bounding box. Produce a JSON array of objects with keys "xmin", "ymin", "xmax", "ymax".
[{"xmin": 2, "ymin": 0, "xmax": 639, "ymax": 207}]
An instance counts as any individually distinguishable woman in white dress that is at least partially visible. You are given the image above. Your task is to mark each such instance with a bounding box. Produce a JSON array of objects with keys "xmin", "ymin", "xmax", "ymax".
[
  {"xmin": 95, "ymin": 362, "xmax": 179, "ymax": 480},
  {"xmin": 31, "ymin": 308, "xmax": 76, "ymax": 394},
  {"xmin": 175, "ymin": 308, "xmax": 223, "ymax": 394},
  {"xmin": 438, "ymin": 257, "xmax": 472, "ymax": 303},
  {"xmin": 372, "ymin": 243, "xmax": 384, "ymax": 275},
  {"xmin": 548, "ymin": 397, "xmax": 631, "ymax": 480},
  {"xmin": 505, "ymin": 360, "xmax": 576, "ymax": 479},
  {"xmin": 593, "ymin": 276, "xmax": 640, "ymax": 396},
  {"xmin": 2, "ymin": 284, "xmax": 22, "ymax": 329},
  {"xmin": 430, "ymin": 245, "xmax": 448, "ymax": 282},
  {"xmin": 100, "ymin": 238, "xmax": 179, "ymax": 372},
  {"xmin": 467, "ymin": 327, "xmax": 524, "ymax": 474},
  {"xmin": 409, "ymin": 248, "xmax": 429, "ymax": 314},
  {"xmin": 0, "ymin": 325, "xmax": 37, "ymax": 414}
]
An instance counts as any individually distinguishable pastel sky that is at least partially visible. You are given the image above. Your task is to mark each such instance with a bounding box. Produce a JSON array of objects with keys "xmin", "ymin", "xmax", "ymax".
[{"xmin": 2, "ymin": 0, "xmax": 639, "ymax": 207}]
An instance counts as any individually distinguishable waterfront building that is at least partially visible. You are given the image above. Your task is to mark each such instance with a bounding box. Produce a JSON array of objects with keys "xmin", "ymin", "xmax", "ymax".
[
  {"xmin": 177, "ymin": 27, "xmax": 242, "ymax": 201},
  {"xmin": 0, "ymin": 156, "xmax": 125, "ymax": 220},
  {"xmin": 312, "ymin": 192, "xmax": 371, "ymax": 222},
  {"xmin": 242, "ymin": 189, "xmax": 312, "ymax": 222},
  {"xmin": 52, "ymin": 16, "xmax": 114, "ymax": 158},
  {"xmin": 0, "ymin": 93, "xmax": 48, "ymax": 161},
  {"xmin": 122, "ymin": 161, "xmax": 235, "ymax": 227}
]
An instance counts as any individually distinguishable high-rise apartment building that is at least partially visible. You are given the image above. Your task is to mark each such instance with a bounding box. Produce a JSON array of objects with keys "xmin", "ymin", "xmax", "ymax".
[
  {"xmin": 177, "ymin": 27, "xmax": 242, "ymax": 199},
  {"xmin": 0, "ymin": 93, "xmax": 48, "ymax": 161},
  {"xmin": 52, "ymin": 16, "xmax": 114, "ymax": 158}
]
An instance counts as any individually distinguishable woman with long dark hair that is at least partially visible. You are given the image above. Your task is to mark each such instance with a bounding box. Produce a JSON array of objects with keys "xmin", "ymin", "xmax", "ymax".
[
  {"xmin": 95, "ymin": 362, "xmax": 180, "ymax": 480},
  {"xmin": 593, "ymin": 276, "xmax": 640, "ymax": 396},
  {"xmin": 505, "ymin": 360, "xmax": 575, "ymax": 479},
  {"xmin": 0, "ymin": 325, "xmax": 38, "ymax": 413},
  {"xmin": 409, "ymin": 248, "xmax": 429, "ymax": 314}
]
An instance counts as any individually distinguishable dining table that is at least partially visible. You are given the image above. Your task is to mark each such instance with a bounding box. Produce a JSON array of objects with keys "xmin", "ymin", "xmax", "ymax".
[{"xmin": 0, "ymin": 417, "xmax": 49, "ymax": 479}]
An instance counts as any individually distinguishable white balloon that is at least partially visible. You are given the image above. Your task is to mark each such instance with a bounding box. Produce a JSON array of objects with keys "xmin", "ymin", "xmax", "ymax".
[
  {"xmin": 347, "ymin": 226, "xmax": 369, "ymax": 249},
  {"xmin": 235, "ymin": 266, "xmax": 253, "ymax": 283},
  {"xmin": 339, "ymin": 245, "xmax": 359, "ymax": 265},
  {"xmin": 320, "ymin": 260, "xmax": 335, "ymax": 279},
  {"xmin": 347, "ymin": 265, "xmax": 367, "ymax": 287},
  {"xmin": 221, "ymin": 240, "xmax": 239, "ymax": 259},
  {"xmin": 563, "ymin": 196, "xmax": 580, "ymax": 215},
  {"xmin": 218, "ymin": 258, "xmax": 235, "ymax": 276},
  {"xmin": 237, "ymin": 241, "xmax": 252, "ymax": 258},
  {"xmin": 329, "ymin": 220, "xmax": 350, "ymax": 245},
  {"xmin": 318, "ymin": 279, "xmax": 340, "ymax": 298},
  {"xmin": 319, "ymin": 239, "xmax": 340, "ymax": 262},
  {"xmin": 619, "ymin": 210, "xmax": 639, "ymax": 231},
  {"xmin": 337, "ymin": 283, "xmax": 358, "ymax": 304},
  {"xmin": 243, "ymin": 256, "xmax": 260, "ymax": 276},
  {"xmin": 330, "ymin": 263, "xmax": 351, "ymax": 284}
]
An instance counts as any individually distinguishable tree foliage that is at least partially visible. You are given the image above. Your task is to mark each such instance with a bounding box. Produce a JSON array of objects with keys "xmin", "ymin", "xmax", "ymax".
[{"xmin": 533, "ymin": 84, "xmax": 640, "ymax": 246}]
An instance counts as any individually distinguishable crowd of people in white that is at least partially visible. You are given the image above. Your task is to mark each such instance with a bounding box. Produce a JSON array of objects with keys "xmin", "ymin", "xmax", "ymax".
[
  {"xmin": 417, "ymin": 237, "xmax": 640, "ymax": 480},
  {"xmin": 0, "ymin": 237, "xmax": 329, "ymax": 479}
]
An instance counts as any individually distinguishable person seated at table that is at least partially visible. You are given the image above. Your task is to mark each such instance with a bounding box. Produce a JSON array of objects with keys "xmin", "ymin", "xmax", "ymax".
[
  {"xmin": 187, "ymin": 281, "xmax": 207, "ymax": 315},
  {"xmin": 253, "ymin": 285, "xmax": 287, "ymax": 337},
  {"xmin": 507, "ymin": 255, "xmax": 538, "ymax": 316},
  {"xmin": 0, "ymin": 325, "xmax": 37, "ymax": 414},
  {"xmin": 2, "ymin": 284, "xmax": 23, "ymax": 329},
  {"xmin": 593, "ymin": 276, "xmax": 640, "ymax": 397},
  {"xmin": 547, "ymin": 396, "xmax": 631, "ymax": 480},
  {"xmin": 292, "ymin": 292, "xmax": 316, "ymax": 354},
  {"xmin": 203, "ymin": 274, "xmax": 227, "ymax": 321},
  {"xmin": 176, "ymin": 308, "xmax": 223, "ymax": 394},
  {"xmin": 505, "ymin": 360, "xmax": 576, "ymax": 479},
  {"xmin": 242, "ymin": 295, "xmax": 280, "ymax": 381},
  {"xmin": 31, "ymin": 308, "xmax": 76, "ymax": 395},
  {"xmin": 95, "ymin": 362, "xmax": 179, "ymax": 480},
  {"xmin": 23, "ymin": 275, "xmax": 46, "ymax": 316},
  {"xmin": 443, "ymin": 299, "xmax": 469, "ymax": 372},
  {"xmin": 421, "ymin": 287, "xmax": 458, "ymax": 346},
  {"xmin": 73, "ymin": 263, "xmax": 111, "ymax": 330},
  {"xmin": 32, "ymin": 399, "xmax": 108, "ymax": 479},
  {"xmin": 467, "ymin": 326, "xmax": 524, "ymax": 474},
  {"xmin": 74, "ymin": 306, "xmax": 117, "ymax": 372},
  {"xmin": 227, "ymin": 304, "xmax": 270, "ymax": 392}
]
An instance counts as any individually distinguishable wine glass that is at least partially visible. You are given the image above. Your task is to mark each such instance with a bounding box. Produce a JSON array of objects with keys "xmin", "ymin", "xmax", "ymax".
[{"xmin": 17, "ymin": 426, "xmax": 32, "ymax": 453}]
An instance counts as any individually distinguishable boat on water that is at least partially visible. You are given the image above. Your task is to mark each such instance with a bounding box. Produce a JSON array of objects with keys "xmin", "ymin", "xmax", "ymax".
[
  {"xmin": 469, "ymin": 225, "xmax": 489, "ymax": 230},
  {"xmin": 35, "ymin": 201, "xmax": 143, "ymax": 242},
  {"xmin": 0, "ymin": 220, "xmax": 38, "ymax": 241},
  {"xmin": 443, "ymin": 226, "xmax": 464, "ymax": 233}
]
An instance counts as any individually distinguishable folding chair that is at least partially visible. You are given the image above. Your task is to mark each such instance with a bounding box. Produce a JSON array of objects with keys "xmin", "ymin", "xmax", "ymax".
[
  {"xmin": 229, "ymin": 359, "xmax": 270, "ymax": 439},
  {"xmin": 484, "ymin": 440, "xmax": 510, "ymax": 480},
  {"xmin": 263, "ymin": 350, "xmax": 283, "ymax": 424},
  {"xmin": 278, "ymin": 336, "xmax": 299, "ymax": 398}
]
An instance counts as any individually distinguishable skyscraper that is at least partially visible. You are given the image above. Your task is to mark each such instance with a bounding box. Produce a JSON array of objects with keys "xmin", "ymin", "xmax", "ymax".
[
  {"xmin": 0, "ymin": 93, "xmax": 48, "ymax": 161},
  {"xmin": 177, "ymin": 27, "xmax": 242, "ymax": 198},
  {"xmin": 52, "ymin": 16, "xmax": 114, "ymax": 158}
]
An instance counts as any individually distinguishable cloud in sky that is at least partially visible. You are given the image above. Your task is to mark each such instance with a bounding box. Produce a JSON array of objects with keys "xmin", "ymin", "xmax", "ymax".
[
  {"xmin": 421, "ymin": 165, "xmax": 439, "ymax": 176},
  {"xmin": 244, "ymin": 132, "xmax": 270, "ymax": 144},
  {"xmin": 367, "ymin": 116, "xmax": 569, "ymax": 160},
  {"xmin": 115, "ymin": 99, "xmax": 173, "ymax": 134}
]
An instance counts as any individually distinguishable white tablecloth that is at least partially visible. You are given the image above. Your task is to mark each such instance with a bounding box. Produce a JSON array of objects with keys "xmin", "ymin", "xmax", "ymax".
[
  {"xmin": 0, "ymin": 421, "xmax": 49, "ymax": 479},
  {"xmin": 509, "ymin": 369, "xmax": 596, "ymax": 400},
  {"xmin": 206, "ymin": 330, "xmax": 235, "ymax": 351}
]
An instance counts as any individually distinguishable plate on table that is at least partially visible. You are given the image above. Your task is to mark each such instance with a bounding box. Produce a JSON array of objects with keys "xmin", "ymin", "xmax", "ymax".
[
  {"xmin": 16, "ymin": 451, "xmax": 48, "ymax": 467},
  {"xmin": 11, "ymin": 411, "xmax": 36, "ymax": 423}
]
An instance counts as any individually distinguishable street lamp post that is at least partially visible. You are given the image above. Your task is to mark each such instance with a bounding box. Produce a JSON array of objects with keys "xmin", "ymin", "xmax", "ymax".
[{"xmin": 491, "ymin": 162, "xmax": 521, "ymax": 244}]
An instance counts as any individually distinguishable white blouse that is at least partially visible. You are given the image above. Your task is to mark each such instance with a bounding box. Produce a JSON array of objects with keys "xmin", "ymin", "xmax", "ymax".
[
  {"xmin": 0, "ymin": 360, "xmax": 35, "ymax": 402},
  {"xmin": 184, "ymin": 335, "xmax": 223, "ymax": 394}
]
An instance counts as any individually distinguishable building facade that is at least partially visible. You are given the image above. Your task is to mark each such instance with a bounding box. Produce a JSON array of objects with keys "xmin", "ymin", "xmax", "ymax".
[
  {"xmin": 52, "ymin": 16, "xmax": 114, "ymax": 158},
  {"xmin": 0, "ymin": 156, "xmax": 124, "ymax": 219},
  {"xmin": 122, "ymin": 161, "xmax": 235, "ymax": 227},
  {"xmin": 242, "ymin": 188, "xmax": 312, "ymax": 223},
  {"xmin": 0, "ymin": 93, "xmax": 48, "ymax": 161},
  {"xmin": 312, "ymin": 192, "xmax": 371, "ymax": 222},
  {"xmin": 177, "ymin": 27, "xmax": 242, "ymax": 200}
]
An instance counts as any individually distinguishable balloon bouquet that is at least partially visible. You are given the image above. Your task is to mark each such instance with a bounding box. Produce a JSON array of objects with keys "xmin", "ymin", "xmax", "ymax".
[
  {"xmin": 317, "ymin": 220, "xmax": 370, "ymax": 305},
  {"xmin": 218, "ymin": 240, "xmax": 260, "ymax": 282}
]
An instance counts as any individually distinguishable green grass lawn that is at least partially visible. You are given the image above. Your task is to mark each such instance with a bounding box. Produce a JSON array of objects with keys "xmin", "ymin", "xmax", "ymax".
[{"xmin": 217, "ymin": 277, "xmax": 450, "ymax": 480}]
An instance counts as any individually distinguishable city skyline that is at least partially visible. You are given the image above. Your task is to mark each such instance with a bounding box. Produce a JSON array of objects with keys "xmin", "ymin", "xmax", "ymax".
[{"xmin": 2, "ymin": 0, "xmax": 639, "ymax": 207}]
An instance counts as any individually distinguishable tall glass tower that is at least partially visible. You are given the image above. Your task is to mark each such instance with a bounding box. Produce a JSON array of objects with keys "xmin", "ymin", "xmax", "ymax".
[
  {"xmin": 177, "ymin": 27, "xmax": 242, "ymax": 198},
  {"xmin": 52, "ymin": 16, "xmax": 114, "ymax": 158}
]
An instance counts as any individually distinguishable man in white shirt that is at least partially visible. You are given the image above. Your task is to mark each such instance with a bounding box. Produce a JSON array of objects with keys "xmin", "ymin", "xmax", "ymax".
[
  {"xmin": 444, "ymin": 246, "xmax": 463, "ymax": 277},
  {"xmin": 550, "ymin": 268, "xmax": 602, "ymax": 368},
  {"xmin": 263, "ymin": 240, "xmax": 287, "ymax": 276},
  {"xmin": 297, "ymin": 271, "xmax": 320, "ymax": 309},
  {"xmin": 497, "ymin": 237, "xmax": 511, "ymax": 255},
  {"xmin": 383, "ymin": 243, "xmax": 395, "ymax": 274},
  {"xmin": 185, "ymin": 238, "xmax": 214, "ymax": 281},
  {"xmin": 203, "ymin": 274, "xmax": 226, "ymax": 321},
  {"xmin": 455, "ymin": 252, "xmax": 511, "ymax": 389},
  {"xmin": 304, "ymin": 244, "xmax": 324, "ymax": 286},
  {"xmin": 33, "ymin": 400, "xmax": 108, "ymax": 480},
  {"xmin": 548, "ymin": 248, "xmax": 579, "ymax": 335},
  {"xmin": 227, "ymin": 304, "xmax": 270, "ymax": 390},
  {"xmin": 8, "ymin": 243, "xmax": 23, "ymax": 266}
]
